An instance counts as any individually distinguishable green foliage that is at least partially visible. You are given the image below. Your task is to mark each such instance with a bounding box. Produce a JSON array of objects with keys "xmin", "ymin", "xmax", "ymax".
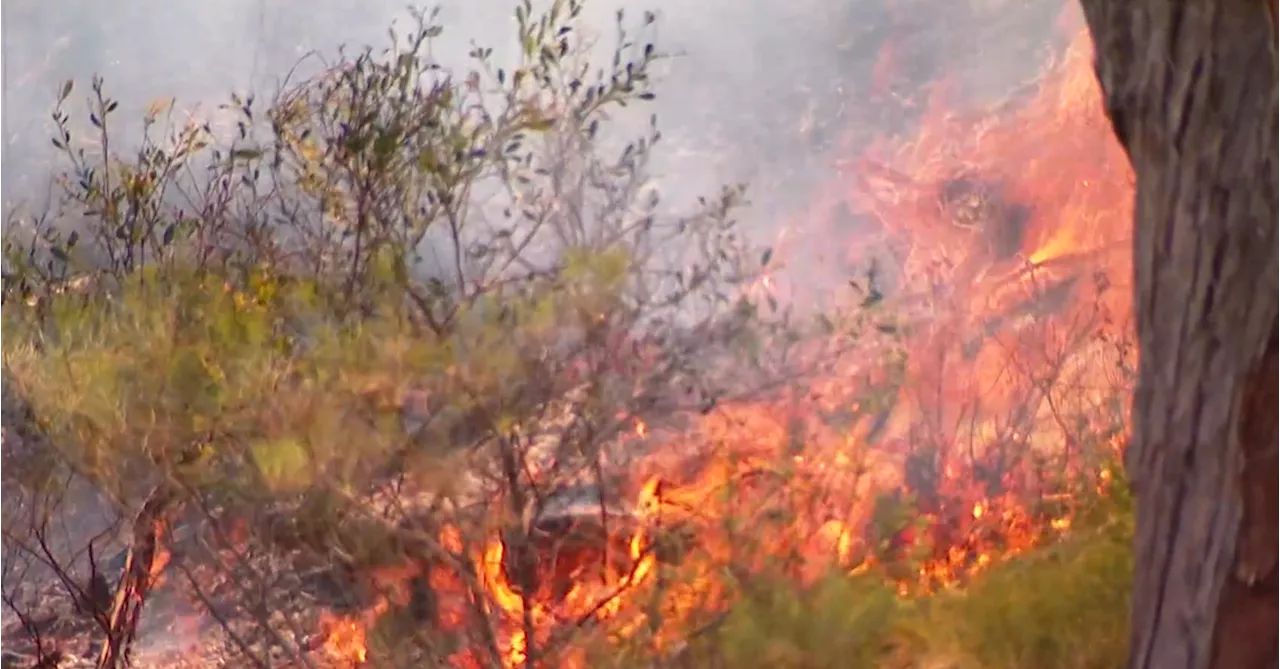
[
  {"xmin": 713, "ymin": 573, "xmax": 899, "ymax": 669},
  {"xmin": 0, "ymin": 3, "xmax": 1137, "ymax": 669},
  {"xmin": 676, "ymin": 503, "xmax": 1131, "ymax": 669},
  {"xmin": 2, "ymin": 0, "xmax": 757, "ymax": 473},
  {"xmin": 250, "ymin": 437, "xmax": 314, "ymax": 494},
  {"xmin": 3, "ymin": 255, "xmax": 659, "ymax": 500},
  {"xmin": 900, "ymin": 517, "xmax": 1131, "ymax": 669},
  {"xmin": 5, "ymin": 271, "xmax": 389, "ymax": 496},
  {"xmin": 0, "ymin": 3, "xmax": 782, "ymax": 666}
]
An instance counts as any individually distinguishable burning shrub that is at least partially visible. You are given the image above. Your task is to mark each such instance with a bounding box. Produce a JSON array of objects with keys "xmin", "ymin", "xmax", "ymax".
[
  {"xmin": 899, "ymin": 499, "xmax": 1133, "ymax": 669},
  {"xmin": 1, "ymin": 2, "xmax": 790, "ymax": 666},
  {"xmin": 664, "ymin": 498, "xmax": 1131, "ymax": 669},
  {"xmin": 2, "ymin": 2, "xmax": 1138, "ymax": 669}
]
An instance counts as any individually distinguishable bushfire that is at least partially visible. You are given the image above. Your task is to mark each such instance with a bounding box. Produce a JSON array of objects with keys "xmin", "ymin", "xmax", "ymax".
[{"xmin": 305, "ymin": 9, "xmax": 1135, "ymax": 667}]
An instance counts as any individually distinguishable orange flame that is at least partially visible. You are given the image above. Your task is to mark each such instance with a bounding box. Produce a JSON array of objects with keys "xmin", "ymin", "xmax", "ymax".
[
  {"xmin": 303, "ymin": 9, "xmax": 1134, "ymax": 667},
  {"xmin": 319, "ymin": 612, "xmax": 369, "ymax": 666}
]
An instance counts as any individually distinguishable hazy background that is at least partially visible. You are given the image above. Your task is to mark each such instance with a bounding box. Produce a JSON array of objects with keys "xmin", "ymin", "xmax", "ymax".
[
  {"xmin": 1, "ymin": 0, "xmax": 1065, "ymax": 243},
  {"xmin": 0, "ymin": 0, "xmax": 1071, "ymax": 650}
]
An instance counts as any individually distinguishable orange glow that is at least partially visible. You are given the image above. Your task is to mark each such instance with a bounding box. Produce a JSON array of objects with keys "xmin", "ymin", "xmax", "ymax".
[
  {"xmin": 297, "ymin": 8, "xmax": 1135, "ymax": 667},
  {"xmin": 319, "ymin": 612, "xmax": 369, "ymax": 666},
  {"xmin": 148, "ymin": 519, "xmax": 173, "ymax": 589}
]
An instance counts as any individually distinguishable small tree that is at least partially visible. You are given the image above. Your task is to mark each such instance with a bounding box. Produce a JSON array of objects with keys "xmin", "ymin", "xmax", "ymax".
[{"xmin": 2, "ymin": 3, "xmax": 790, "ymax": 666}]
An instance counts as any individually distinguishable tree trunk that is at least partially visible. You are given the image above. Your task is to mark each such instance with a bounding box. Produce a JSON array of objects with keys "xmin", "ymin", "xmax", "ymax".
[{"xmin": 1076, "ymin": 2, "xmax": 1279, "ymax": 669}]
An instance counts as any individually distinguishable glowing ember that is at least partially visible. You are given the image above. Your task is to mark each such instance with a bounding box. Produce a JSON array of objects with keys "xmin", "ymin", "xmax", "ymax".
[{"xmin": 319, "ymin": 612, "xmax": 369, "ymax": 666}]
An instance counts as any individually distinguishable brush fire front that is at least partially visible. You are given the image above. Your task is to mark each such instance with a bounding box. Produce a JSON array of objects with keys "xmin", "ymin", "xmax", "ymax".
[
  {"xmin": 306, "ymin": 479, "xmax": 665, "ymax": 668},
  {"xmin": 3, "ymin": 5, "xmax": 1136, "ymax": 668},
  {"xmin": 308, "ymin": 449, "xmax": 1094, "ymax": 668}
]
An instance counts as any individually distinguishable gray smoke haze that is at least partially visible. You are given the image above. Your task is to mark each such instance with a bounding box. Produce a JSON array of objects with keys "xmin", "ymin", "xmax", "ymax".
[
  {"xmin": 2, "ymin": 0, "xmax": 1064, "ymax": 245},
  {"xmin": 0, "ymin": 0, "xmax": 1071, "ymax": 650}
]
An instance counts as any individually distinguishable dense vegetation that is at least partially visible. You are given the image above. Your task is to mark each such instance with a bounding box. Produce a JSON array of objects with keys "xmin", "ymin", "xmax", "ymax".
[{"xmin": 1, "ymin": 2, "xmax": 1133, "ymax": 667}]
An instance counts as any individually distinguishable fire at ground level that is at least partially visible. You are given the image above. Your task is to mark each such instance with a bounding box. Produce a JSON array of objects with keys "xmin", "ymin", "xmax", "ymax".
[{"xmin": 1, "ymin": 4, "xmax": 1137, "ymax": 669}]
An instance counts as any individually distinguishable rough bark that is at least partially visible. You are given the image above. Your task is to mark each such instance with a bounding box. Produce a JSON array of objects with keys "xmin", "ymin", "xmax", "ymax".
[{"xmin": 1076, "ymin": 2, "xmax": 1279, "ymax": 669}]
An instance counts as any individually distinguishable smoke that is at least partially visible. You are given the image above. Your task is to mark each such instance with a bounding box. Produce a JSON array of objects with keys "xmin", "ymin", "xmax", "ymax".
[
  {"xmin": 2, "ymin": 0, "xmax": 1063, "ymax": 235},
  {"xmin": 0, "ymin": 0, "xmax": 1071, "ymax": 650}
]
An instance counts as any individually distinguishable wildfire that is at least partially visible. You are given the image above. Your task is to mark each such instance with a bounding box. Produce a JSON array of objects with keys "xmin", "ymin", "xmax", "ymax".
[
  {"xmin": 319, "ymin": 613, "xmax": 369, "ymax": 666},
  {"xmin": 311, "ymin": 7, "xmax": 1134, "ymax": 668}
]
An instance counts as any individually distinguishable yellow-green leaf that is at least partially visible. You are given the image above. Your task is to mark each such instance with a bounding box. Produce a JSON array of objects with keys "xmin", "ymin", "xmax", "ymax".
[{"xmin": 251, "ymin": 438, "xmax": 313, "ymax": 493}]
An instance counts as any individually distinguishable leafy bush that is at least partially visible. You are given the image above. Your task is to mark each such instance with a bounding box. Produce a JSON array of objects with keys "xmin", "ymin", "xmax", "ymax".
[
  {"xmin": 673, "ymin": 495, "xmax": 1131, "ymax": 669},
  {"xmin": 0, "ymin": 2, "xmax": 1135, "ymax": 668},
  {"xmin": 1, "ymin": 2, "xmax": 794, "ymax": 666},
  {"xmin": 902, "ymin": 510, "xmax": 1131, "ymax": 669},
  {"xmin": 711, "ymin": 572, "xmax": 900, "ymax": 669}
]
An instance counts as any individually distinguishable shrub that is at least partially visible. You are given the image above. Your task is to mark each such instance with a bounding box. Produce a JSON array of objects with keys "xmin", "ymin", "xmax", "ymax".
[
  {"xmin": 1, "ymin": 2, "xmax": 791, "ymax": 666},
  {"xmin": 0, "ymin": 2, "xmax": 1136, "ymax": 668}
]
